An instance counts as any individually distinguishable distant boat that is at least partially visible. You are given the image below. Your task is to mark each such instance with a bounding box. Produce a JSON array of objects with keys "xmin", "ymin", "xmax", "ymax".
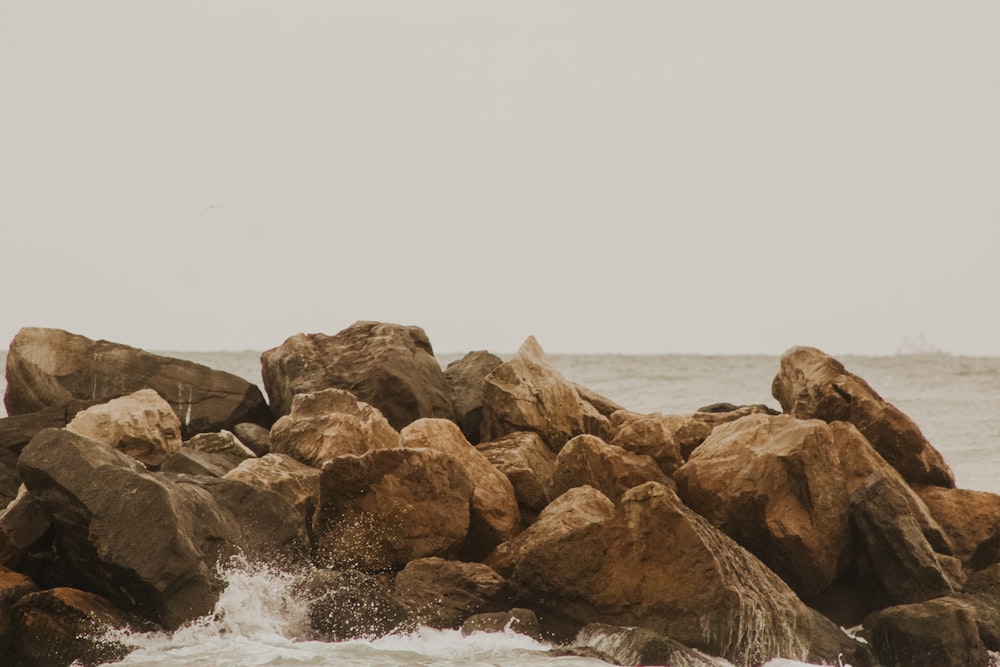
[{"xmin": 895, "ymin": 334, "xmax": 950, "ymax": 357}]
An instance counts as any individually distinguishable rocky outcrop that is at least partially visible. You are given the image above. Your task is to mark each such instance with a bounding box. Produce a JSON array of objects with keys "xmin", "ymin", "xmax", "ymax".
[
  {"xmin": 392, "ymin": 557, "xmax": 505, "ymax": 629},
  {"xmin": 269, "ymin": 388, "xmax": 400, "ymax": 468},
  {"xmin": 312, "ymin": 448, "xmax": 474, "ymax": 571},
  {"xmin": 914, "ymin": 485, "xmax": 1000, "ymax": 566},
  {"xmin": 4, "ymin": 327, "xmax": 272, "ymax": 438},
  {"xmin": 444, "ymin": 351, "xmax": 503, "ymax": 444},
  {"xmin": 573, "ymin": 623, "xmax": 719, "ymax": 667},
  {"xmin": 65, "ymin": 389, "xmax": 183, "ymax": 468},
  {"xmin": 17, "ymin": 428, "xmax": 308, "ymax": 629},
  {"xmin": 295, "ymin": 568, "xmax": 411, "ymax": 641},
  {"xmin": 223, "ymin": 454, "xmax": 321, "ymax": 524},
  {"xmin": 864, "ymin": 597, "xmax": 990, "ymax": 667},
  {"xmin": 260, "ymin": 321, "xmax": 455, "ymax": 429},
  {"xmin": 481, "ymin": 337, "xmax": 587, "ymax": 452},
  {"xmin": 477, "ymin": 432, "xmax": 556, "ymax": 514},
  {"xmin": 772, "ymin": 345, "xmax": 954, "ymax": 487},
  {"xmin": 549, "ymin": 434, "xmax": 670, "ymax": 503}
]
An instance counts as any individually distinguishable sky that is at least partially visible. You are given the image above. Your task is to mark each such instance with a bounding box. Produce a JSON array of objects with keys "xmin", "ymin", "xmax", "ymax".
[{"xmin": 2, "ymin": 1, "xmax": 998, "ymax": 356}]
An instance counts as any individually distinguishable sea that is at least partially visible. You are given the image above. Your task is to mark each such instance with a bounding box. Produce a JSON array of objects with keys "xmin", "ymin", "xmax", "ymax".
[{"xmin": 2, "ymin": 349, "xmax": 999, "ymax": 666}]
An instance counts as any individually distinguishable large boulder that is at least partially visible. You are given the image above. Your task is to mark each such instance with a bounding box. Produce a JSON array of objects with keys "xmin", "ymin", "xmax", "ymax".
[
  {"xmin": 480, "ymin": 337, "xmax": 587, "ymax": 452},
  {"xmin": 488, "ymin": 483, "xmax": 864, "ymax": 667},
  {"xmin": 4, "ymin": 327, "xmax": 272, "ymax": 438},
  {"xmin": 477, "ymin": 432, "xmax": 556, "ymax": 514},
  {"xmin": 223, "ymin": 453, "xmax": 321, "ymax": 524},
  {"xmin": 772, "ymin": 346, "xmax": 954, "ymax": 487},
  {"xmin": 864, "ymin": 597, "xmax": 990, "ymax": 667},
  {"xmin": 312, "ymin": 447, "xmax": 475, "ymax": 571},
  {"xmin": 914, "ymin": 486, "xmax": 1000, "ymax": 566},
  {"xmin": 443, "ymin": 351, "xmax": 503, "ymax": 444},
  {"xmin": 17, "ymin": 428, "xmax": 308, "ymax": 629},
  {"xmin": 269, "ymin": 388, "xmax": 400, "ymax": 468},
  {"xmin": 392, "ymin": 557, "xmax": 505, "ymax": 629},
  {"xmin": 66, "ymin": 389, "xmax": 183, "ymax": 467},
  {"xmin": 260, "ymin": 321, "xmax": 455, "ymax": 429},
  {"xmin": 549, "ymin": 434, "xmax": 670, "ymax": 503}
]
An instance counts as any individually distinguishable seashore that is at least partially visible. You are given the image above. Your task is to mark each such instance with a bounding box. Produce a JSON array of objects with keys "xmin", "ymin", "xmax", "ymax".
[{"xmin": 0, "ymin": 322, "xmax": 999, "ymax": 666}]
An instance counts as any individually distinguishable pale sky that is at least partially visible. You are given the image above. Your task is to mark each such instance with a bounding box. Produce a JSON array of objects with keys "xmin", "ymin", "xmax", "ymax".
[{"xmin": 2, "ymin": 1, "xmax": 998, "ymax": 356}]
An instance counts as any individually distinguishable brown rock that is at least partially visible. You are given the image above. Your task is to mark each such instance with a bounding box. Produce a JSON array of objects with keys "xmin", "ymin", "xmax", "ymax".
[
  {"xmin": 444, "ymin": 351, "xmax": 503, "ymax": 444},
  {"xmin": 0, "ymin": 486, "xmax": 51, "ymax": 569},
  {"xmin": 65, "ymin": 389, "xmax": 183, "ymax": 467},
  {"xmin": 185, "ymin": 430, "xmax": 256, "ymax": 459},
  {"xmin": 864, "ymin": 597, "xmax": 989, "ymax": 667},
  {"xmin": 4, "ymin": 327, "xmax": 272, "ymax": 438},
  {"xmin": 393, "ymin": 557, "xmax": 505, "ymax": 629},
  {"xmin": 0, "ymin": 400, "xmax": 101, "ymax": 452},
  {"xmin": 223, "ymin": 453, "xmax": 320, "ymax": 524},
  {"xmin": 574, "ymin": 623, "xmax": 719, "ymax": 667},
  {"xmin": 313, "ymin": 448, "xmax": 475, "ymax": 571},
  {"xmin": 772, "ymin": 345, "xmax": 954, "ymax": 487},
  {"xmin": 295, "ymin": 569, "xmax": 412, "ymax": 641},
  {"xmin": 481, "ymin": 337, "xmax": 586, "ymax": 452},
  {"xmin": 269, "ymin": 388, "xmax": 400, "ymax": 468},
  {"xmin": 550, "ymin": 434, "xmax": 670, "ymax": 503},
  {"xmin": 232, "ymin": 422, "xmax": 271, "ymax": 457},
  {"xmin": 914, "ymin": 486, "xmax": 1000, "ymax": 566},
  {"xmin": 477, "ymin": 432, "xmax": 556, "ymax": 513},
  {"xmin": 260, "ymin": 321, "xmax": 455, "ymax": 429},
  {"xmin": 461, "ymin": 608, "xmax": 541, "ymax": 639},
  {"xmin": 572, "ymin": 383, "xmax": 625, "ymax": 419},
  {"xmin": 0, "ymin": 567, "xmax": 38, "ymax": 660}
]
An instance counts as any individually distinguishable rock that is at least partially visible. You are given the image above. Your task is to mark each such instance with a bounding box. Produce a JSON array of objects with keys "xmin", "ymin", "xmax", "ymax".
[
  {"xmin": 0, "ymin": 400, "xmax": 101, "ymax": 451},
  {"xmin": 574, "ymin": 623, "xmax": 718, "ymax": 667},
  {"xmin": 313, "ymin": 448, "xmax": 474, "ymax": 571},
  {"xmin": 864, "ymin": 597, "xmax": 990, "ymax": 667},
  {"xmin": 4, "ymin": 327, "xmax": 272, "ymax": 438},
  {"xmin": 400, "ymin": 419, "xmax": 519, "ymax": 557},
  {"xmin": 260, "ymin": 321, "xmax": 455, "ymax": 429},
  {"xmin": 461, "ymin": 608, "xmax": 541, "ymax": 639},
  {"xmin": 0, "ymin": 486, "xmax": 51, "ymax": 569},
  {"xmin": 269, "ymin": 388, "xmax": 400, "ymax": 468},
  {"xmin": 17, "ymin": 428, "xmax": 308, "ymax": 629},
  {"xmin": 65, "ymin": 389, "xmax": 183, "ymax": 467},
  {"xmin": 185, "ymin": 430, "xmax": 256, "ymax": 459},
  {"xmin": 9, "ymin": 587, "xmax": 135, "ymax": 667},
  {"xmin": 549, "ymin": 434, "xmax": 670, "ymax": 503},
  {"xmin": 697, "ymin": 402, "xmax": 780, "ymax": 415},
  {"xmin": 392, "ymin": 557, "xmax": 505, "ymax": 629},
  {"xmin": 223, "ymin": 454, "xmax": 320, "ymax": 524},
  {"xmin": 481, "ymin": 337, "xmax": 586, "ymax": 452},
  {"xmin": 488, "ymin": 482, "xmax": 865, "ymax": 667},
  {"xmin": 914, "ymin": 486, "xmax": 1000, "ymax": 566},
  {"xmin": 772, "ymin": 345, "xmax": 954, "ymax": 487},
  {"xmin": 0, "ymin": 449, "xmax": 17, "ymax": 510},
  {"xmin": 159, "ymin": 448, "xmax": 246, "ymax": 477},
  {"xmin": 444, "ymin": 351, "xmax": 503, "ymax": 444},
  {"xmin": 477, "ymin": 432, "xmax": 556, "ymax": 513},
  {"xmin": 572, "ymin": 383, "xmax": 625, "ymax": 419},
  {"xmin": 232, "ymin": 422, "xmax": 271, "ymax": 456},
  {"xmin": 295, "ymin": 568, "xmax": 411, "ymax": 641},
  {"xmin": 0, "ymin": 567, "xmax": 38, "ymax": 661}
]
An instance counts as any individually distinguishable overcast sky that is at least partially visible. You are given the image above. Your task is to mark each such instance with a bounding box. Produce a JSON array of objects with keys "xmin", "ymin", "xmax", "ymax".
[{"xmin": 2, "ymin": 1, "xmax": 998, "ymax": 356}]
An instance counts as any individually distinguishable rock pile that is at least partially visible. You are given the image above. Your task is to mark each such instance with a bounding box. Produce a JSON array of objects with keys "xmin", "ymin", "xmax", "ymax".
[{"xmin": 0, "ymin": 325, "xmax": 997, "ymax": 667}]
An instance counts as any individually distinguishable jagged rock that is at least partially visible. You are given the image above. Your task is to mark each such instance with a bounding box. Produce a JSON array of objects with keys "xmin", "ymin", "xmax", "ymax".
[
  {"xmin": 573, "ymin": 384, "xmax": 625, "ymax": 419},
  {"xmin": 9, "ymin": 587, "xmax": 135, "ymax": 667},
  {"xmin": 549, "ymin": 434, "xmax": 670, "ymax": 503},
  {"xmin": 4, "ymin": 327, "xmax": 272, "ymax": 438},
  {"xmin": 400, "ymin": 419, "xmax": 518, "ymax": 557},
  {"xmin": 313, "ymin": 448, "xmax": 474, "ymax": 571},
  {"xmin": 914, "ymin": 485, "xmax": 1000, "ymax": 566},
  {"xmin": 232, "ymin": 422, "xmax": 271, "ymax": 457},
  {"xmin": 65, "ymin": 389, "xmax": 183, "ymax": 468},
  {"xmin": 574, "ymin": 623, "xmax": 718, "ymax": 667},
  {"xmin": 185, "ymin": 430, "xmax": 256, "ymax": 459},
  {"xmin": 864, "ymin": 597, "xmax": 990, "ymax": 667},
  {"xmin": 223, "ymin": 453, "xmax": 320, "ymax": 524},
  {"xmin": 477, "ymin": 432, "xmax": 556, "ymax": 513},
  {"xmin": 296, "ymin": 569, "xmax": 411, "ymax": 641},
  {"xmin": 269, "ymin": 388, "xmax": 400, "ymax": 468},
  {"xmin": 772, "ymin": 345, "xmax": 954, "ymax": 487},
  {"xmin": 392, "ymin": 557, "xmax": 505, "ymax": 629},
  {"xmin": 444, "ymin": 351, "xmax": 503, "ymax": 444},
  {"xmin": 481, "ymin": 337, "xmax": 587, "ymax": 452},
  {"xmin": 0, "ymin": 486, "xmax": 50, "ymax": 569},
  {"xmin": 159, "ymin": 448, "xmax": 245, "ymax": 477},
  {"xmin": 260, "ymin": 321, "xmax": 455, "ymax": 429},
  {"xmin": 487, "ymin": 482, "xmax": 866, "ymax": 667},
  {"xmin": 697, "ymin": 402, "xmax": 780, "ymax": 415},
  {"xmin": 17, "ymin": 428, "xmax": 308, "ymax": 629},
  {"xmin": 0, "ymin": 567, "xmax": 38, "ymax": 661},
  {"xmin": 461, "ymin": 608, "xmax": 541, "ymax": 639}
]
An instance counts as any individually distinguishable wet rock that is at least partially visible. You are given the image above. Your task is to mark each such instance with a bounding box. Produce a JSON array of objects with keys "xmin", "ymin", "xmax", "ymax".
[
  {"xmin": 313, "ymin": 447, "xmax": 474, "ymax": 571},
  {"xmin": 66, "ymin": 389, "xmax": 183, "ymax": 468},
  {"xmin": 772, "ymin": 345, "xmax": 954, "ymax": 487},
  {"xmin": 864, "ymin": 597, "xmax": 989, "ymax": 667},
  {"xmin": 461, "ymin": 608, "xmax": 541, "ymax": 639},
  {"xmin": 232, "ymin": 422, "xmax": 271, "ymax": 457},
  {"xmin": 260, "ymin": 321, "xmax": 455, "ymax": 429},
  {"xmin": 914, "ymin": 485, "xmax": 1000, "ymax": 566},
  {"xmin": 574, "ymin": 623, "xmax": 718, "ymax": 667},
  {"xmin": 444, "ymin": 351, "xmax": 503, "ymax": 444},
  {"xmin": 481, "ymin": 337, "xmax": 587, "ymax": 452},
  {"xmin": 296, "ymin": 568, "xmax": 411, "ymax": 641},
  {"xmin": 477, "ymin": 431, "xmax": 556, "ymax": 514},
  {"xmin": 549, "ymin": 434, "xmax": 670, "ymax": 503},
  {"xmin": 223, "ymin": 453, "xmax": 320, "ymax": 524},
  {"xmin": 392, "ymin": 557, "xmax": 505, "ymax": 629},
  {"xmin": 269, "ymin": 388, "xmax": 400, "ymax": 468},
  {"xmin": 4, "ymin": 327, "xmax": 272, "ymax": 438}
]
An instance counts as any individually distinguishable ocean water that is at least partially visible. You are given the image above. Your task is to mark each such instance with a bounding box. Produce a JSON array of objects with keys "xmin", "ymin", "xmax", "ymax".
[{"xmin": 3, "ymin": 349, "xmax": 1000, "ymax": 666}]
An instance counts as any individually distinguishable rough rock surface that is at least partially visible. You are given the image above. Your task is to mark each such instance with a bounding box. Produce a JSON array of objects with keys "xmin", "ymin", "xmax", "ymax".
[
  {"xmin": 159, "ymin": 448, "xmax": 245, "ymax": 477},
  {"xmin": 488, "ymin": 483, "xmax": 864, "ymax": 667},
  {"xmin": 65, "ymin": 389, "xmax": 183, "ymax": 467},
  {"xmin": 232, "ymin": 422, "xmax": 271, "ymax": 457},
  {"xmin": 477, "ymin": 432, "xmax": 556, "ymax": 513},
  {"xmin": 461, "ymin": 608, "xmax": 541, "ymax": 639},
  {"xmin": 914, "ymin": 485, "xmax": 1000, "ymax": 566},
  {"xmin": 864, "ymin": 597, "xmax": 990, "ymax": 667},
  {"xmin": 4, "ymin": 327, "xmax": 272, "ymax": 437},
  {"xmin": 269, "ymin": 388, "xmax": 400, "ymax": 468},
  {"xmin": 296, "ymin": 568, "xmax": 411, "ymax": 641},
  {"xmin": 185, "ymin": 430, "xmax": 256, "ymax": 459},
  {"xmin": 260, "ymin": 321, "xmax": 455, "ymax": 429},
  {"xmin": 574, "ymin": 623, "xmax": 719, "ymax": 667},
  {"xmin": 549, "ymin": 434, "xmax": 670, "ymax": 503},
  {"xmin": 0, "ymin": 567, "xmax": 38, "ymax": 660},
  {"xmin": 480, "ymin": 337, "xmax": 586, "ymax": 452},
  {"xmin": 772, "ymin": 345, "xmax": 954, "ymax": 487},
  {"xmin": 17, "ymin": 428, "xmax": 308, "ymax": 629},
  {"xmin": 0, "ymin": 400, "xmax": 101, "ymax": 452},
  {"xmin": 313, "ymin": 448, "xmax": 475, "ymax": 571},
  {"xmin": 223, "ymin": 453, "xmax": 321, "ymax": 524},
  {"xmin": 392, "ymin": 557, "xmax": 505, "ymax": 629},
  {"xmin": 400, "ymin": 419, "xmax": 519, "ymax": 556},
  {"xmin": 443, "ymin": 351, "xmax": 503, "ymax": 444},
  {"xmin": 0, "ymin": 487, "xmax": 50, "ymax": 569}
]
